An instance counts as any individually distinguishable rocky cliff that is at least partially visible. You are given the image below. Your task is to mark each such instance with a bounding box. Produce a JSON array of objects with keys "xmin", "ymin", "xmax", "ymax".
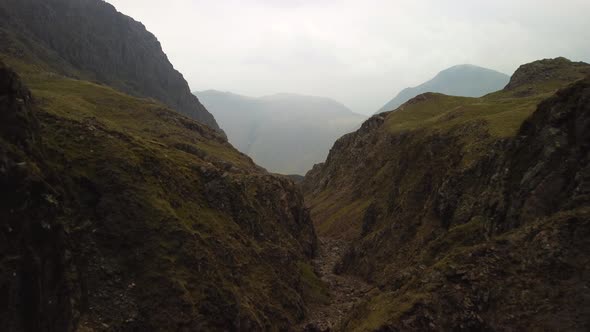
[
  {"xmin": 0, "ymin": 51, "xmax": 317, "ymax": 331},
  {"xmin": 303, "ymin": 58, "xmax": 590, "ymax": 330},
  {"xmin": 0, "ymin": 0, "xmax": 221, "ymax": 132},
  {"xmin": 0, "ymin": 60, "xmax": 74, "ymax": 332}
]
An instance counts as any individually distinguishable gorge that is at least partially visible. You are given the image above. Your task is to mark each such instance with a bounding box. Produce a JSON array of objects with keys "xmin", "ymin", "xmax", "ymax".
[{"xmin": 1, "ymin": 0, "xmax": 589, "ymax": 331}]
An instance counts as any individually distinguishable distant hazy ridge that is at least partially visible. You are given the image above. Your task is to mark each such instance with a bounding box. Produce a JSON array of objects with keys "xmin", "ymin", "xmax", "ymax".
[
  {"xmin": 377, "ymin": 64, "xmax": 510, "ymax": 113},
  {"xmin": 196, "ymin": 90, "xmax": 367, "ymax": 174}
]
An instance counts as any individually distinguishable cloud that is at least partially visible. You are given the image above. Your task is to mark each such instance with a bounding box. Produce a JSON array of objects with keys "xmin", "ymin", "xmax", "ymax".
[{"xmin": 106, "ymin": 0, "xmax": 590, "ymax": 114}]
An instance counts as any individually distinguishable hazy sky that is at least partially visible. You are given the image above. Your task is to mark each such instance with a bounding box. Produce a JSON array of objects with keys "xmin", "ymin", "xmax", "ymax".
[{"xmin": 106, "ymin": 0, "xmax": 590, "ymax": 115}]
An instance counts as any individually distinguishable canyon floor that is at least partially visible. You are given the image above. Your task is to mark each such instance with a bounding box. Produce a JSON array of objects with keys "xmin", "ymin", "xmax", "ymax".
[{"xmin": 298, "ymin": 237, "xmax": 376, "ymax": 331}]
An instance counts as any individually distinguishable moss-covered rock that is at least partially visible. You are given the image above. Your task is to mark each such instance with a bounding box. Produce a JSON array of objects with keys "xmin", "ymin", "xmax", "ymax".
[
  {"xmin": 303, "ymin": 58, "xmax": 590, "ymax": 331},
  {"xmin": 0, "ymin": 56, "xmax": 318, "ymax": 331}
]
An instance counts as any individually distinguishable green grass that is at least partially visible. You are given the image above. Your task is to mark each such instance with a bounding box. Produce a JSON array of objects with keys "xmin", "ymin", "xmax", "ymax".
[
  {"xmin": 421, "ymin": 217, "xmax": 487, "ymax": 266},
  {"xmin": 297, "ymin": 261, "xmax": 330, "ymax": 305},
  {"xmin": 307, "ymin": 89, "xmax": 551, "ymax": 240},
  {"xmin": 32, "ymin": 77, "xmax": 252, "ymax": 168},
  {"xmin": 343, "ymin": 291, "xmax": 429, "ymax": 331},
  {"xmin": 315, "ymin": 195, "xmax": 372, "ymax": 237},
  {"xmin": 1, "ymin": 50, "xmax": 318, "ymax": 329},
  {"xmin": 384, "ymin": 61, "xmax": 589, "ymax": 142},
  {"xmin": 384, "ymin": 92, "xmax": 547, "ymax": 138},
  {"xmin": 304, "ymin": 60, "xmax": 590, "ymax": 330},
  {"xmin": 378, "ymin": 82, "xmax": 578, "ymax": 171}
]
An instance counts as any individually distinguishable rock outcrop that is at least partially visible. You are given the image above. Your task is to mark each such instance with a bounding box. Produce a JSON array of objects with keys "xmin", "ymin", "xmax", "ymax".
[{"xmin": 504, "ymin": 57, "xmax": 590, "ymax": 92}]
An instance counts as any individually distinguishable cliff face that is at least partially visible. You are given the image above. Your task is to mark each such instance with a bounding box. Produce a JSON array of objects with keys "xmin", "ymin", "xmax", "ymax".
[
  {"xmin": 0, "ymin": 52, "xmax": 318, "ymax": 330},
  {"xmin": 303, "ymin": 58, "xmax": 590, "ymax": 330},
  {"xmin": 0, "ymin": 61, "xmax": 73, "ymax": 332},
  {"xmin": 0, "ymin": 0, "xmax": 221, "ymax": 132}
]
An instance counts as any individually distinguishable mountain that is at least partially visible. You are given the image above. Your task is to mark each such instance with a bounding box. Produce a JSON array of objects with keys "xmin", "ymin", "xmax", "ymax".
[
  {"xmin": 377, "ymin": 64, "xmax": 510, "ymax": 113},
  {"xmin": 0, "ymin": 0, "xmax": 221, "ymax": 132},
  {"xmin": 196, "ymin": 90, "xmax": 367, "ymax": 175},
  {"xmin": 303, "ymin": 58, "xmax": 590, "ymax": 330},
  {"xmin": 2, "ymin": 0, "xmax": 589, "ymax": 330},
  {"xmin": 0, "ymin": 1, "xmax": 321, "ymax": 330}
]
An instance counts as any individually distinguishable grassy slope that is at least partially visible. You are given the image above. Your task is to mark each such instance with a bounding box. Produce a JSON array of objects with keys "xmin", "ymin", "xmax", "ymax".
[
  {"xmin": 307, "ymin": 61, "xmax": 590, "ymax": 240},
  {"xmin": 303, "ymin": 58, "xmax": 590, "ymax": 330},
  {"xmin": 1, "ymin": 52, "xmax": 321, "ymax": 330}
]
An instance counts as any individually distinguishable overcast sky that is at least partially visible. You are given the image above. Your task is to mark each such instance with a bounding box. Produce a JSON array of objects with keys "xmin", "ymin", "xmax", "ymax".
[{"xmin": 106, "ymin": 0, "xmax": 590, "ymax": 115}]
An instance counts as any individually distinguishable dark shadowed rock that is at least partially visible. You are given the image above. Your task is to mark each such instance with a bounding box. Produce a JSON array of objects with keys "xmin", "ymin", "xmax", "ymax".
[
  {"xmin": 0, "ymin": 61, "xmax": 73, "ymax": 332},
  {"xmin": 0, "ymin": 46, "xmax": 318, "ymax": 332}
]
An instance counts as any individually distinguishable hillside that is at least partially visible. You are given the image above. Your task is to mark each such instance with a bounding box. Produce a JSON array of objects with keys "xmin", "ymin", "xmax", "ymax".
[
  {"xmin": 196, "ymin": 90, "xmax": 366, "ymax": 175},
  {"xmin": 0, "ymin": 0, "xmax": 221, "ymax": 131},
  {"xmin": 0, "ymin": 1, "xmax": 323, "ymax": 330},
  {"xmin": 303, "ymin": 58, "xmax": 590, "ymax": 330},
  {"xmin": 0, "ymin": 56, "xmax": 320, "ymax": 332},
  {"xmin": 1, "ymin": 0, "xmax": 588, "ymax": 330},
  {"xmin": 376, "ymin": 64, "xmax": 510, "ymax": 114}
]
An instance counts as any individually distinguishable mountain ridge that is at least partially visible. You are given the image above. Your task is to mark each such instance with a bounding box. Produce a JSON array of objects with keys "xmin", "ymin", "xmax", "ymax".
[
  {"xmin": 196, "ymin": 89, "xmax": 367, "ymax": 175},
  {"xmin": 0, "ymin": 0, "xmax": 222, "ymax": 132},
  {"xmin": 377, "ymin": 64, "xmax": 510, "ymax": 114}
]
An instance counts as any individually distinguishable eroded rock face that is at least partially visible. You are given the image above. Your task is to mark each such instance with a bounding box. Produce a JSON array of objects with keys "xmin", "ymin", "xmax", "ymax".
[
  {"xmin": 303, "ymin": 60, "xmax": 590, "ymax": 330},
  {"xmin": 0, "ymin": 0, "xmax": 221, "ymax": 132},
  {"xmin": 437, "ymin": 75, "xmax": 590, "ymax": 234},
  {"xmin": 0, "ymin": 62, "xmax": 73, "ymax": 332},
  {"xmin": 0, "ymin": 59, "xmax": 317, "ymax": 331}
]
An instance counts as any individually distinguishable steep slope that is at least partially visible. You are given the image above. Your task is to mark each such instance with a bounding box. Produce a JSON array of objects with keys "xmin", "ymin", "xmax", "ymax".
[
  {"xmin": 377, "ymin": 64, "xmax": 510, "ymax": 114},
  {"xmin": 0, "ymin": 0, "xmax": 221, "ymax": 131},
  {"xmin": 196, "ymin": 90, "xmax": 366, "ymax": 175},
  {"xmin": 0, "ymin": 59, "xmax": 74, "ymax": 332},
  {"xmin": 303, "ymin": 58, "xmax": 590, "ymax": 330},
  {"xmin": 0, "ymin": 44, "xmax": 320, "ymax": 332}
]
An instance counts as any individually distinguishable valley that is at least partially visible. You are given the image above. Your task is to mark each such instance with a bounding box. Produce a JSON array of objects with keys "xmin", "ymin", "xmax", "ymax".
[
  {"xmin": 303, "ymin": 58, "xmax": 590, "ymax": 330},
  {"xmin": 0, "ymin": 0, "xmax": 589, "ymax": 331},
  {"xmin": 298, "ymin": 238, "xmax": 375, "ymax": 331},
  {"xmin": 196, "ymin": 91, "xmax": 366, "ymax": 175}
]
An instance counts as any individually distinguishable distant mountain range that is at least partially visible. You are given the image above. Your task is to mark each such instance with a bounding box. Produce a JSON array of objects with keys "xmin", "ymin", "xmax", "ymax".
[
  {"xmin": 377, "ymin": 64, "xmax": 510, "ymax": 113},
  {"xmin": 196, "ymin": 90, "xmax": 367, "ymax": 175}
]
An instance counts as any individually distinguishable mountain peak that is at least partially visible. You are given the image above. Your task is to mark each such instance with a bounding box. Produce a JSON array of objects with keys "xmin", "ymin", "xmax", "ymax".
[
  {"xmin": 377, "ymin": 64, "xmax": 509, "ymax": 113},
  {"xmin": 439, "ymin": 64, "xmax": 504, "ymax": 75},
  {"xmin": 0, "ymin": 0, "xmax": 222, "ymax": 132}
]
